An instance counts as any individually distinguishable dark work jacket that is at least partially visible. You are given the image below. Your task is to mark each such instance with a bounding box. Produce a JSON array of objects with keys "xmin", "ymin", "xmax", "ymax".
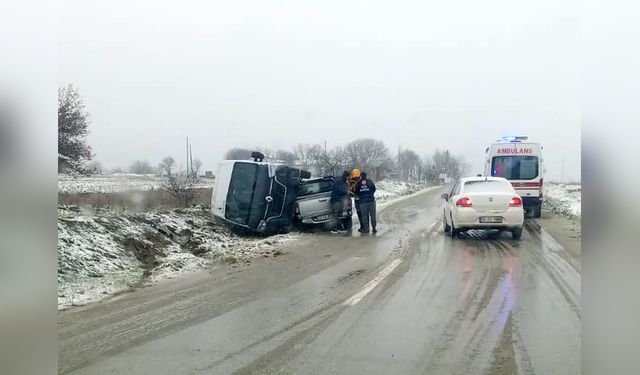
[
  {"xmin": 354, "ymin": 178, "xmax": 376, "ymax": 203},
  {"xmin": 331, "ymin": 178, "xmax": 348, "ymax": 202}
]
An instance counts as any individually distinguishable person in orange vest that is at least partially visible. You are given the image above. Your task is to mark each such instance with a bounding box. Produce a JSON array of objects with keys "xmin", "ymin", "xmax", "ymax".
[{"xmin": 348, "ymin": 168, "xmax": 362, "ymax": 224}]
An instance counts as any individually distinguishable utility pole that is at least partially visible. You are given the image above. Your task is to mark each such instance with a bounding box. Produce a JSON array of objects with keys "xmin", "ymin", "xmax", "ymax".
[
  {"xmin": 398, "ymin": 144, "xmax": 402, "ymax": 181},
  {"xmin": 445, "ymin": 150, "xmax": 449, "ymax": 175},
  {"xmin": 186, "ymin": 137, "xmax": 190, "ymax": 175},
  {"xmin": 189, "ymin": 142, "xmax": 194, "ymax": 176}
]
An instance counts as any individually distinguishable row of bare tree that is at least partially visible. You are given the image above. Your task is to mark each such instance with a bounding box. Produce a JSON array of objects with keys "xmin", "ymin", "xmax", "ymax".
[
  {"xmin": 82, "ymin": 158, "xmax": 205, "ymax": 176},
  {"xmin": 224, "ymin": 139, "xmax": 469, "ymax": 183},
  {"xmin": 225, "ymin": 139, "xmax": 393, "ymax": 180}
]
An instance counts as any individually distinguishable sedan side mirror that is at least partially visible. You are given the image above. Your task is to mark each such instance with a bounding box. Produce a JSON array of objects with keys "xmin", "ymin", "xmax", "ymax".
[{"xmin": 441, "ymin": 193, "xmax": 449, "ymax": 200}]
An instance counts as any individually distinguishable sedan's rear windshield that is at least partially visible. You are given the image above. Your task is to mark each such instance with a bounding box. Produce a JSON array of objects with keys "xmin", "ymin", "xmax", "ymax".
[
  {"xmin": 491, "ymin": 156, "xmax": 539, "ymax": 180},
  {"xmin": 298, "ymin": 180, "xmax": 333, "ymax": 196},
  {"xmin": 463, "ymin": 180, "xmax": 513, "ymax": 194}
]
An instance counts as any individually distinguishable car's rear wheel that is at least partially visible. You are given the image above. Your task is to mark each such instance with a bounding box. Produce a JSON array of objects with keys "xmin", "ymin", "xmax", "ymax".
[
  {"xmin": 511, "ymin": 227, "xmax": 523, "ymax": 239},
  {"xmin": 443, "ymin": 212, "xmax": 451, "ymax": 233},
  {"xmin": 449, "ymin": 214, "xmax": 459, "ymax": 238},
  {"xmin": 323, "ymin": 221, "xmax": 335, "ymax": 231}
]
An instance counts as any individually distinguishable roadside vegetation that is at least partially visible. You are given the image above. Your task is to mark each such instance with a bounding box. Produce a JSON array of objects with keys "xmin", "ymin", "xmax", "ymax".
[{"xmin": 58, "ymin": 84, "xmax": 93, "ymax": 173}]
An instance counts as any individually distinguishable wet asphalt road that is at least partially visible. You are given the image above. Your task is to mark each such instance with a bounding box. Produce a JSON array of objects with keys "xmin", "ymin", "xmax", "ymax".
[{"xmin": 58, "ymin": 188, "xmax": 581, "ymax": 374}]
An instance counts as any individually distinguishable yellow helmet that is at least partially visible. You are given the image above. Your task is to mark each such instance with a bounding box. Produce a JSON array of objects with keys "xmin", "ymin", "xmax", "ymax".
[{"xmin": 351, "ymin": 168, "xmax": 361, "ymax": 178}]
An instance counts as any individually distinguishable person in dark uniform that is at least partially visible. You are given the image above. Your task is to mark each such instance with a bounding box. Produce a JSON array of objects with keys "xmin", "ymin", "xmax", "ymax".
[
  {"xmin": 354, "ymin": 172, "xmax": 377, "ymax": 233},
  {"xmin": 330, "ymin": 171, "xmax": 351, "ymax": 232}
]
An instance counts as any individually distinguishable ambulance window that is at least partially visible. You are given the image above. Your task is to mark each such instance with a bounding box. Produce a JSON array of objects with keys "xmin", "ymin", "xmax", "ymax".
[{"xmin": 491, "ymin": 156, "xmax": 538, "ymax": 180}]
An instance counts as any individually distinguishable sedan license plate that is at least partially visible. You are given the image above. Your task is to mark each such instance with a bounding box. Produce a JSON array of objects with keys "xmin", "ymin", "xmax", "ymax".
[
  {"xmin": 316, "ymin": 215, "xmax": 330, "ymax": 221},
  {"xmin": 480, "ymin": 216, "xmax": 502, "ymax": 223}
]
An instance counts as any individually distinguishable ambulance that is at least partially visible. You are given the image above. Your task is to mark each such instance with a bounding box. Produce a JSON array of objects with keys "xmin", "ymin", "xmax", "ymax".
[{"xmin": 483, "ymin": 136, "xmax": 544, "ymax": 218}]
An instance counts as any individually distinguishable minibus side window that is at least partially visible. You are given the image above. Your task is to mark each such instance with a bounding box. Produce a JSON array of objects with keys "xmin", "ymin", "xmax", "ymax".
[{"xmin": 225, "ymin": 163, "xmax": 258, "ymax": 225}]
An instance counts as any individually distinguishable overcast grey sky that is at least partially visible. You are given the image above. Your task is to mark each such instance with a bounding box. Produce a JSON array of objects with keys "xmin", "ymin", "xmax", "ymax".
[{"xmin": 59, "ymin": 0, "xmax": 580, "ymax": 181}]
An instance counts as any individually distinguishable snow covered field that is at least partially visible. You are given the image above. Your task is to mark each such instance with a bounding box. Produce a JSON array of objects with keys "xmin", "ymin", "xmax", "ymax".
[
  {"xmin": 58, "ymin": 173, "xmax": 215, "ymax": 194},
  {"xmin": 543, "ymin": 182, "xmax": 581, "ymax": 218},
  {"xmin": 57, "ymin": 180, "xmax": 432, "ymax": 310},
  {"xmin": 58, "ymin": 173, "xmax": 414, "ymax": 196}
]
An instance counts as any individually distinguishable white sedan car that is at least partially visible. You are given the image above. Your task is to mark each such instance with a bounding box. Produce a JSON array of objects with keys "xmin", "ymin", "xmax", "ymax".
[{"xmin": 442, "ymin": 176, "xmax": 524, "ymax": 239}]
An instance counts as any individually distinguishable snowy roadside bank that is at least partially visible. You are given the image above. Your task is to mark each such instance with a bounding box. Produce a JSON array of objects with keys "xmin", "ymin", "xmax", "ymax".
[
  {"xmin": 543, "ymin": 182, "xmax": 581, "ymax": 220},
  {"xmin": 57, "ymin": 180, "xmax": 435, "ymax": 310},
  {"xmin": 58, "ymin": 206, "xmax": 298, "ymax": 310}
]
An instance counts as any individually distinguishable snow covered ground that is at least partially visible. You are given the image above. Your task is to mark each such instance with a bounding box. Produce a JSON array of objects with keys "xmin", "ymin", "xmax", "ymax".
[
  {"xmin": 58, "ymin": 206, "xmax": 298, "ymax": 309},
  {"xmin": 58, "ymin": 173, "xmax": 215, "ymax": 194},
  {"xmin": 543, "ymin": 182, "xmax": 581, "ymax": 218},
  {"xmin": 57, "ymin": 180, "xmax": 433, "ymax": 310},
  {"xmin": 375, "ymin": 180, "xmax": 428, "ymax": 202}
]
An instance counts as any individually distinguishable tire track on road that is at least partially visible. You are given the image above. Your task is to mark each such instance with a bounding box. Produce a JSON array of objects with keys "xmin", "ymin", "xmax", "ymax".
[
  {"xmin": 521, "ymin": 223, "xmax": 581, "ymax": 319},
  {"xmin": 414, "ymin": 240, "xmax": 509, "ymax": 374}
]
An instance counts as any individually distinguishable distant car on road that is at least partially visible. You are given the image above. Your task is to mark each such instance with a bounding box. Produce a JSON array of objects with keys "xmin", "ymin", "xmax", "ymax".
[
  {"xmin": 441, "ymin": 176, "xmax": 524, "ymax": 239},
  {"xmin": 295, "ymin": 177, "xmax": 352, "ymax": 230}
]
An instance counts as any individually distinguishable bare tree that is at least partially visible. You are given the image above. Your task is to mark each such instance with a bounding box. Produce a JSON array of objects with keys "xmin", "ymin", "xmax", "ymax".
[
  {"xmin": 158, "ymin": 156, "xmax": 198, "ymax": 207},
  {"xmin": 255, "ymin": 146, "xmax": 274, "ymax": 159},
  {"xmin": 192, "ymin": 159, "xmax": 203, "ymax": 176},
  {"xmin": 129, "ymin": 160, "xmax": 156, "ymax": 174},
  {"xmin": 58, "ymin": 84, "xmax": 93, "ymax": 172},
  {"xmin": 274, "ymin": 149, "xmax": 298, "ymax": 165},
  {"xmin": 426, "ymin": 150, "xmax": 469, "ymax": 182},
  {"xmin": 158, "ymin": 156, "xmax": 176, "ymax": 175},
  {"xmin": 224, "ymin": 148, "xmax": 253, "ymax": 160},
  {"xmin": 397, "ymin": 149, "xmax": 421, "ymax": 182},
  {"xmin": 293, "ymin": 144, "xmax": 323, "ymax": 173},
  {"xmin": 85, "ymin": 160, "xmax": 103, "ymax": 175},
  {"xmin": 344, "ymin": 138, "xmax": 393, "ymax": 180},
  {"xmin": 315, "ymin": 146, "xmax": 349, "ymax": 176},
  {"xmin": 293, "ymin": 144, "xmax": 314, "ymax": 167}
]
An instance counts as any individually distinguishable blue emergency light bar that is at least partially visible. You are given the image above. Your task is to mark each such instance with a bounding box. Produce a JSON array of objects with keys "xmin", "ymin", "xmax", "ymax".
[{"xmin": 502, "ymin": 136, "xmax": 528, "ymax": 142}]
